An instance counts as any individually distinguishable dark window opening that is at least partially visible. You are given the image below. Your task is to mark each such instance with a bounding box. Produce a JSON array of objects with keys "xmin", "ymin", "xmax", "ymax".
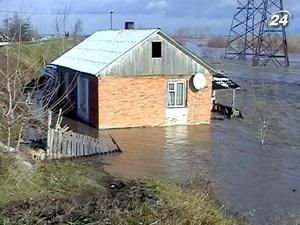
[{"xmin": 152, "ymin": 42, "xmax": 162, "ymax": 58}]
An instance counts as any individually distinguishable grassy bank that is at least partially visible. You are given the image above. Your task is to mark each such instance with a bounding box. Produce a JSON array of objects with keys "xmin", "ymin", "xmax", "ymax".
[
  {"xmin": 0, "ymin": 39, "xmax": 75, "ymax": 76},
  {"xmin": 0, "ymin": 153, "xmax": 104, "ymax": 206},
  {"xmin": 0, "ymin": 152, "xmax": 242, "ymax": 225}
]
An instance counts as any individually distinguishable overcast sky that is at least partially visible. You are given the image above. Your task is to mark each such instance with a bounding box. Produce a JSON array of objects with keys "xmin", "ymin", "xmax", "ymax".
[{"xmin": 0, "ymin": 0, "xmax": 299, "ymax": 35}]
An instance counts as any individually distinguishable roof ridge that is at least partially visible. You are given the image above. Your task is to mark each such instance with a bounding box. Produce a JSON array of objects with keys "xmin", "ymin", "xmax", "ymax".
[
  {"xmin": 51, "ymin": 29, "xmax": 159, "ymax": 75},
  {"xmin": 51, "ymin": 28, "xmax": 216, "ymax": 76}
]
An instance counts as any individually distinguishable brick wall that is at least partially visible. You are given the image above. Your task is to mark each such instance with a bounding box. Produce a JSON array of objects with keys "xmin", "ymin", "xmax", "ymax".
[
  {"xmin": 98, "ymin": 74, "xmax": 212, "ymax": 129},
  {"xmin": 187, "ymin": 72, "xmax": 212, "ymax": 124}
]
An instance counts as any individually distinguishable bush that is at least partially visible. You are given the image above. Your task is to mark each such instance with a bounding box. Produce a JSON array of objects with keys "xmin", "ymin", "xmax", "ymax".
[
  {"xmin": 207, "ymin": 36, "xmax": 227, "ymax": 48},
  {"xmin": 288, "ymin": 38, "xmax": 300, "ymax": 53}
]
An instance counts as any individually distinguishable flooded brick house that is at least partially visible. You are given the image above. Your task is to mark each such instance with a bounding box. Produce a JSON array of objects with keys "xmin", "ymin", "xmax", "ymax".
[{"xmin": 51, "ymin": 26, "xmax": 219, "ymax": 129}]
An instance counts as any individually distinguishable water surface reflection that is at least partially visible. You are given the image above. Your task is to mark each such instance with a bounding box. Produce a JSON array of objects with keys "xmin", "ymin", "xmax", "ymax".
[
  {"xmin": 63, "ymin": 61, "xmax": 300, "ymax": 225},
  {"xmin": 99, "ymin": 125, "xmax": 213, "ymax": 183}
]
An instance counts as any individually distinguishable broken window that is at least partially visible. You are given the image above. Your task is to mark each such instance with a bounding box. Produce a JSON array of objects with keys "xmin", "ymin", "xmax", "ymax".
[
  {"xmin": 152, "ymin": 42, "xmax": 162, "ymax": 58},
  {"xmin": 168, "ymin": 81, "xmax": 186, "ymax": 107}
]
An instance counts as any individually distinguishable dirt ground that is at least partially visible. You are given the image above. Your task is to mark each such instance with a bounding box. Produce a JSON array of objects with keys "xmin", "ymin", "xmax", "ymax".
[{"xmin": 0, "ymin": 178, "xmax": 160, "ymax": 225}]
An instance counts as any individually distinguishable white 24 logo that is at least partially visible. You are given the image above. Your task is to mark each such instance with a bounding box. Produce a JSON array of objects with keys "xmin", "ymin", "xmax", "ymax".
[{"xmin": 269, "ymin": 10, "xmax": 292, "ymax": 27}]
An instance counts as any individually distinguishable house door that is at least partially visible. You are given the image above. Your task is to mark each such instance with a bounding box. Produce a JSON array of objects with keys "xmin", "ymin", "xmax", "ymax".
[{"xmin": 77, "ymin": 76, "xmax": 89, "ymax": 122}]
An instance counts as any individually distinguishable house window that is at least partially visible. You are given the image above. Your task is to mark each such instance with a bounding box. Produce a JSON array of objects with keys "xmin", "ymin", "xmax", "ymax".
[
  {"xmin": 168, "ymin": 81, "xmax": 186, "ymax": 107},
  {"xmin": 152, "ymin": 42, "xmax": 162, "ymax": 58}
]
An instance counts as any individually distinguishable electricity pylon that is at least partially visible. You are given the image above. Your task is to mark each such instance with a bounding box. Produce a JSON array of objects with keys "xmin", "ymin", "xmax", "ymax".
[{"xmin": 225, "ymin": 0, "xmax": 289, "ymax": 68}]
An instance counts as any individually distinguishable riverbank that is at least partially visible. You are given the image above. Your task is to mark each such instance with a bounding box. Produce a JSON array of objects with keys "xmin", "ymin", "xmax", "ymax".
[{"xmin": 0, "ymin": 152, "xmax": 242, "ymax": 225}]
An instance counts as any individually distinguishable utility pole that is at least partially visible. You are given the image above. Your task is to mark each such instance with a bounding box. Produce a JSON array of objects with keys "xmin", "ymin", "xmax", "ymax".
[{"xmin": 110, "ymin": 9, "xmax": 114, "ymax": 30}]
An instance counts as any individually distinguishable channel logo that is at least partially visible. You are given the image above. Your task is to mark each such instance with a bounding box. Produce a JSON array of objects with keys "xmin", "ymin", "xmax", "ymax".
[{"xmin": 269, "ymin": 10, "xmax": 292, "ymax": 27}]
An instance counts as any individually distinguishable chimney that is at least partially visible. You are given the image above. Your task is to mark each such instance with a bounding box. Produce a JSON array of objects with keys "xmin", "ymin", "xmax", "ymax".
[{"xmin": 125, "ymin": 22, "xmax": 135, "ymax": 30}]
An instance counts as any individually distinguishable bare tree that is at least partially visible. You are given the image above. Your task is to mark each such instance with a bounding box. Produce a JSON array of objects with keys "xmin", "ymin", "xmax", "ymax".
[
  {"xmin": 0, "ymin": 48, "xmax": 37, "ymax": 150},
  {"xmin": 54, "ymin": 16, "xmax": 63, "ymax": 37},
  {"xmin": 72, "ymin": 19, "xmax": 82, "ymax": 42},
  {"xmin": 251, "ymin": 80, "xmax": 280, "ymax": 148},
  {"xmin": 0, "ymin": 43, "xmax": 78, "ymax": 152},
  {"xmin": 173, "ymin": 28, "xmax": 192, "ymax": 45},
  {"xmin": 173, "ymin": 27, "xmax": 209, "ymax": 47},
  {"xmin": 2, "ymin": 14, "xmax": 34, "ymax": 42},
  {"xmin": 53, "ymin": 3, "xmax": 72, "ymax": 52},
  {"xmin": 256, "ymin": 82, "xmax": 270, "ymax": 146}
]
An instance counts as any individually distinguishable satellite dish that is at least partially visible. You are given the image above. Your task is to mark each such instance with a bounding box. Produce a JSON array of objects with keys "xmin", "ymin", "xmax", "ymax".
[{"xmin": 192, "ymin": 73, "xmax": 207, "ymax": 91}]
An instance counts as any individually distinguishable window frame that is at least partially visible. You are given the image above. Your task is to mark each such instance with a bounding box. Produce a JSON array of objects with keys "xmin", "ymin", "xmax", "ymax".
[
  {"xmin": 167, "ymin": 80, "xmax": 187, "ymax": 108},
  {"xmin": 152, "ymin": 41, "xmax": 162, "ymax": 58}
]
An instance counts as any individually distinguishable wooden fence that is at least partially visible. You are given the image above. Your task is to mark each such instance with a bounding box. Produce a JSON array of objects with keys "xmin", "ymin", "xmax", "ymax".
[
  {"xmin": 46, "ymin": 111, "xmax": 121, "ymax": 159},
  {"xmin": 47, "ymin": 129, "xmax": 120, "ymax": 159}
]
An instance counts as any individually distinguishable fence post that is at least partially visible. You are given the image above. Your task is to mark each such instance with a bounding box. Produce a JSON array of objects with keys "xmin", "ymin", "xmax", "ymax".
[{"xmin": 46, "ymin": 111, "xmax": 52, "ymax": 158}]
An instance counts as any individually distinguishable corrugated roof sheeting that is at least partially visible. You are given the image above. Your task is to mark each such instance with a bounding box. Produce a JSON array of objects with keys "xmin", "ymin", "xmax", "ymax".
[
  {"xmin": 213, "ymin": 73, "xmax": 240, "ymax": 90},
  {"xmin": 52, "ymin": 29, "xmax": 159, "ymax": 75}
]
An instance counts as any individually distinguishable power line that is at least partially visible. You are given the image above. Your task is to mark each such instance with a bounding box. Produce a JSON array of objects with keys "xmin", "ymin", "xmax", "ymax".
[{"xmin": 0, "ymin": 10, "xmax": 109, "ymax": 16}]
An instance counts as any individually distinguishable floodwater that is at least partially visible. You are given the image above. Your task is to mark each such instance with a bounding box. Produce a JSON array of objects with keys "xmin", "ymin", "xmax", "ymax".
[{"xmin": 65, "ymin": 60, "xmax": 300, "ymax": 225}]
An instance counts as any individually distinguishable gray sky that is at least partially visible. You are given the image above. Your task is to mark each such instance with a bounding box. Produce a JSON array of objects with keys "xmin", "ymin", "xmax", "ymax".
[{"xmin": 0, "ymin": 0, "xmax": 299, "ymax": 35}]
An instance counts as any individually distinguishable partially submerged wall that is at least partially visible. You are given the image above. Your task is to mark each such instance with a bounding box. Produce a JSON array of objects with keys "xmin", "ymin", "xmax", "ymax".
[{"xmin": 98, "ymin": 74, "xmax": 212, "ymax": 129}]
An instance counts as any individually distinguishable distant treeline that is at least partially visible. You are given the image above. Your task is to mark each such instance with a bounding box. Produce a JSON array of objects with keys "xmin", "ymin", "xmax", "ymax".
[
  {"xmin": 0, "ymin": 13, "xmax": 83, "ymax": 43},
  {"xmin": 172, "ymin": 28, "xmax": 300, "ymax": 53},
  {"xmin": 0, "ymin": 14, "xmax": 35, "ymax": 42}
]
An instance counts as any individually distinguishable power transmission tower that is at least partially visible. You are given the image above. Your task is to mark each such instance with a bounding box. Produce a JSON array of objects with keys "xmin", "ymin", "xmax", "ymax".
[
  {"xmin": 253, "ymin": 0, "xmax": 289, "ymax": 67},
  {"xmin": 225, "ymin": 0, "xmax": 261, "ymax": 59},
  {"xmin": 225, "ymin": 0, "xmax": 289, "ymax": 68}
]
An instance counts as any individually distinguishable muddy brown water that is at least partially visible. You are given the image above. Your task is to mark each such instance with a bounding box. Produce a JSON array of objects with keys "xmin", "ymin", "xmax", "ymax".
[{"xmin": 63, "ymin": 60, "xmax": 300, "ymax": 225}]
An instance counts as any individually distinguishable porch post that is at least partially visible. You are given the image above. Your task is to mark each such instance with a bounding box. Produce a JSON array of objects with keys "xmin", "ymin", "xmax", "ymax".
[{"xmin": 232, "ymin": 89, "xmax": 236, "ymax": 109}]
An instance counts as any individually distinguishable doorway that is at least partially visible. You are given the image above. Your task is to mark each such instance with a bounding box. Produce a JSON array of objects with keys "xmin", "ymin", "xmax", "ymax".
[{"xmin": 77, "ymin": 76, "xmax": 89, "ymax": 123}]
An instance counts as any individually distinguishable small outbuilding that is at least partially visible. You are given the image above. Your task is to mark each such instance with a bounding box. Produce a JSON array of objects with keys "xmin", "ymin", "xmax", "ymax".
[{"xmin": 51, "ymin": 27, "xmax": 220, "ymax": 129}]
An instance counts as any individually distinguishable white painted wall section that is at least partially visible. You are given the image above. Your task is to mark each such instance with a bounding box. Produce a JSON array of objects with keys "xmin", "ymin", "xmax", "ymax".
[{"xmin": 165, "ymin": 108, "xmax": 188, "ymax": 125}]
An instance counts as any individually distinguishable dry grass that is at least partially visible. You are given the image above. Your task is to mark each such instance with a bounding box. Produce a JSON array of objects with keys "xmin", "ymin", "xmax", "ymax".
[
  {"xmin": 207, "ymin": 36, "xmax": 227, "ymax": 48},
  {"xmin": 231, "ymin": 36, "xmax": 300, "ymax": 54},
  {"xmin": 0, "ymin": 152, "xmax": 243, "ymax": 225},
  {"xmin": 149, "ymin": 180, "xmax": 242, "ymax": 225},
  {"xmin": 288, "ymin": 37, "xmax": 300, "ymax": 54},
  {"xmin": 0, "ymin": 39, "xmax": 76, "ymax": 76},
  {"xmin": 0, "ymin": 153, "xmax": 105, "ymax": 207}
]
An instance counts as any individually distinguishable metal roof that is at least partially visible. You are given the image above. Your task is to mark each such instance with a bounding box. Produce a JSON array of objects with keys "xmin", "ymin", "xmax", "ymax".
[
  {"xmin": 213, "ymin": 73, "xmax": 240, "ymax": 90},
  {"xmin": 52, "ymin": 29, "xmax": 159, "ymax": 76}
]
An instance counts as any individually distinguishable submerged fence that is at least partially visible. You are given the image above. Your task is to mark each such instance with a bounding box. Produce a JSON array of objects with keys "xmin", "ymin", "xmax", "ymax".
[{"xmin": 46, "ymin": 111, "xmax": 120, "ymax": 159}]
